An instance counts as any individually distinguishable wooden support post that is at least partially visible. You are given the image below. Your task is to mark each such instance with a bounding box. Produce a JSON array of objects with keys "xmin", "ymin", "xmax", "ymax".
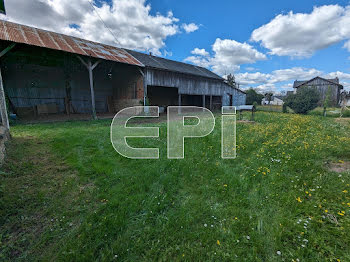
[
  {"xmin": 0, "ymin": 43, "xmax": 16, "ymax": 58},
  {"xmin": 178, "ymin": 93, "xmax": 182, "ymax": 114},
  {"xmin": 202, "ymin": 95, "xmax": 206, "ymax": 109},
  {"xmin": 87, "ymin": 60, "xmax": 97, "ymax": 119},
  {"xmin": 0, "ymin": 67, "xmax": 9, "ymax": 130},
  {"xmin": 77, "ymin": 56, "xmax": 100, "ymax": 120},
  {"xmin": 210, "ymin": 95, "xmax": 213, "ymax": 110},
  {"xmin": 139, "ymin": 68, "xmax": 148, "ymax": 113},
  {"xmin": 0, "ymin": 43, "xmax": 16, "ymax": 130}
]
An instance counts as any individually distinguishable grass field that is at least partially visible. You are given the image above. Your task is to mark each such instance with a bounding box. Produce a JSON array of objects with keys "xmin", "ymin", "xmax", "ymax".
[
  {"xmin": 1, "ymin": 112, "xmax": 350, "ymax": 261},
  {"xmin": 256, "ymin": 105, "xmax": 350, "ymax": 118}
]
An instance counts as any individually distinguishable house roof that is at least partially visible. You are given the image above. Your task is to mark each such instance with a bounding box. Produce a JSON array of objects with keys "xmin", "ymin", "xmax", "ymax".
[
  {"xmin": 293, "ymin": 76, "xmax": 343, "ymax": 89},
  {"xmin": 126, "ymin": 49, "xmax": 223, "ymax": 80},
  {"xmin": 0, "ymin": 20, "xmax": 143, "ymax": 67}
]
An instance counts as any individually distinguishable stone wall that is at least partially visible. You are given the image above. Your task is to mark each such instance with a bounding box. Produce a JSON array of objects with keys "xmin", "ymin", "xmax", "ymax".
[{"xmin": 0, "ymin": 126, "xmax": 10, "ymax": 166}]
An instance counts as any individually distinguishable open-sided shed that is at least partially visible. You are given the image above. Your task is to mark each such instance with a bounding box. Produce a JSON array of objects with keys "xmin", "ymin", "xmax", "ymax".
[
  {"xmin": 127, "ymin": 50, "xmax": 246, "ymax": 110},
  {"xmin": 0, "ymin": 20, "xmax": 246, "ymax": 127}
]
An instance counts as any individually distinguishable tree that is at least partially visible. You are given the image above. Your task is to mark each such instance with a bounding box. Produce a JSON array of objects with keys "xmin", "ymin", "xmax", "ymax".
[
  {"xmin": 226, "ymin": 74, "xmax": 236, "ymax": 87},
  {"xmin": 284, "ymin": 87, "xmax": 320, "ymax": 114},
  {"xmin": 246, "ymin": 88, "xmax": 264, "ymax": 105},
  {"xmin": 264, "ymin": 92, "xmax": 273, "ymax": 105},
  {"xmin": 0, "ymin": 0, "xmax": 5, "ymax": 15}
]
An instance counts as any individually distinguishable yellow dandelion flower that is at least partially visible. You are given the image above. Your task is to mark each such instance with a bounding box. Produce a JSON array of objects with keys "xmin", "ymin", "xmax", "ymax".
[
  {"xmin": 217, "ymin": 240, "xmax": 221, "ymax": 245},
  {"xmin": 325, "ymin": 210, "xmax": 328, "ymax": 213},
  {"xmin": 296, "ymin": 197, "xmax": 302, "ymax": 203},
  {"xmin": 338, "ymin": 212, "xmax": 345, "ymax": 216},
  {"xmin": 343, "ymin": 190, "xmax": 348, "ymax": 193}
]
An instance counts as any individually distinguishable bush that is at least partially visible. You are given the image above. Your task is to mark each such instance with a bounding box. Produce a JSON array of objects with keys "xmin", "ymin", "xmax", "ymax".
[
  {"xmin": 282, "ymin": 103, "xmax": 288, "ymax": 113},
  {"xmin": 284, "ymin": 87, "xmax": 320, "ymax": 114},
  {"xmin": 246, "ymin": 88, "xmax": 264, "ymax": 105}
]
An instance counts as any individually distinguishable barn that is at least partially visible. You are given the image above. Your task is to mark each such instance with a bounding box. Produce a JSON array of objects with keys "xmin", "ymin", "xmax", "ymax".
[
  {"xmin": 0, "ymin": 20, "xmax": 245, "ymax": 127},
  {"xmin": 293, "ymin": 76, "xmax": 343, "ymax": 106},
  {"xmin": 127, "ymin": 50, "xmax": 246, "ymax": 111}
]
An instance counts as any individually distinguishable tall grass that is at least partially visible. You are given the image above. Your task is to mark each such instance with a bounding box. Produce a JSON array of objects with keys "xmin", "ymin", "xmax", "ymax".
[{"xmin": 1, "ymin": 112, "xmax": 350, "ymax": 261}]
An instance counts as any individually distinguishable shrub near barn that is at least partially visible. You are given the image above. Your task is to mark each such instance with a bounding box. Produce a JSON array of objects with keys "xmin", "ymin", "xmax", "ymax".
[{"xmin": 285, "ymin": 87, "xmax": 320, "ymax": 114}]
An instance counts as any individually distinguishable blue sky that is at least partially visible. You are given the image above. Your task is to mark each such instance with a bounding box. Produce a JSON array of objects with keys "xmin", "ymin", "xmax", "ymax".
[
  {"xmin": 2, "ymin": 0, "xmax": 350, "ymax": 93},
  {"xmin": 148, "ymin": 0, "xmax": 350, "ymax": 92}
]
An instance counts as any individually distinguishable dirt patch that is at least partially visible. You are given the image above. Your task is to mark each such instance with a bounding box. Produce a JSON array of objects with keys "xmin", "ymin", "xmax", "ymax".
[
  {"xmin": 0, "ymin": 136, "xmax": 96, "ymax": 260},
  {"xmin": 237, "ymin": 120, "xmax": 256, "ymax": 124},
  {"xmin": 329, "ymin": 161, "xmax": 350, "ymax": 173},
  {"xmin": 335, "ymin": 118, "xmax": 350, "ymax": 125}
]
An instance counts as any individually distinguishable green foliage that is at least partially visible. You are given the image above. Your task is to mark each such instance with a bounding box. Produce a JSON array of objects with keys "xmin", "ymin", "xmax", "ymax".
[
  {"xmin": 282, "ymin": 103, "xmax": 288, "ymax": 113},
  {"xmin": 226, "ymin": 74, "xmax": 236, "ymax": 87},
  {"xmin": 285, "ymin": 87, "xmax": 320, "ymax": 114},
  {"xmin": 246, "ymin": 88, "xmax": 264, "ymax": 105},
  {"xmin": 264, "ymin": 92, "xmax": 273, "ymax": 105},
  {"xmin": 0, "ymin": 0, "xmax": 5, "ymax": 14}
]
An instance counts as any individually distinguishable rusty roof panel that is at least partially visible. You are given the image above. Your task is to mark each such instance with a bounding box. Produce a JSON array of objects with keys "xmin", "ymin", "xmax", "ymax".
[{"xmin": 0, "ymin": 20, "xmax": 144, "ymax": 67}]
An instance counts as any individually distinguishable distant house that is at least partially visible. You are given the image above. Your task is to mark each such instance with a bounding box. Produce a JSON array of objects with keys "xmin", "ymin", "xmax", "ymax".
[
  {"xmin": 293, "ymin": 76, "xmax": 343, "ymax": 106},
  {"xmin": 261, "ymin": 96, "xmax": 284, "ymax": 106}
]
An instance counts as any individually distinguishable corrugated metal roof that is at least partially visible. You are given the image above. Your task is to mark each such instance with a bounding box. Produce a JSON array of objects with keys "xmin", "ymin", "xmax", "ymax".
[
  {"xmin": 126, "ymin": 49, "xmax": 223, "ymax": 80},
  {"xmin": 0, "ymin": 20, "xmax": 144, "ymax": 67}
]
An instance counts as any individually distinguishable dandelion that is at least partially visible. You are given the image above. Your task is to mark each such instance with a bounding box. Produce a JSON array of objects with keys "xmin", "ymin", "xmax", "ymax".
[
  {"xmin": 342, "ymin": 190, "xmax": 348, "ymax": 193},
  {"xmin": 217, "ymin": 240, "xmax": 221, "ymax": 245},
  {"xmin": 276, "ymin": 251, "xmax": 281, "ymax": 255},
  {"xmin": 325, "ymin": 210, "xmax": 328, "ymax": 213},
  {"xmin": 296, "ymin": 197, "xmax": 302, "ymax": 203},
  {"xmin": 338, "ymin": 211, "xmax": 345, "ymax": 216}
]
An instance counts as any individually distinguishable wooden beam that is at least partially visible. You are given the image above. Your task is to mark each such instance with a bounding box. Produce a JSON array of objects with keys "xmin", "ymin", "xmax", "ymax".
[
  {"xmin": 178, "ymin": 93, "xmax": 182, "ymax": 114},
  {"xmin": 87, "ymin": 60, "xmax": 97, "ymax": 120},
  {"xmin": 139, "ymin": 68, "xmax": 149, "ymax": 113},
  {"xmin": 0, "ymin": 43, "xmax": 16, "ymax": 58},
  {"xmin": 0, "ymin": 67, "xmax": 9, "ymax": 130},
  {"xmin": 77, "ymin": 56, "xmax": 100, "ymax": 120},
  {"xmin": 210, "ymin": 95, "xmax": 212, "ymax": 110},
  {"xmin": 76, "ymin": 55, "xmax": 88, "ymax": 68}
]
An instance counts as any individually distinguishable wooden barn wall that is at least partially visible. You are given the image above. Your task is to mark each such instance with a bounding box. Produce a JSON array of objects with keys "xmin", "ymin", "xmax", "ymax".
[
  {"xmin": 145, "ymin": 69, "xmax": 246, "ymax": 106},
  {"xmin": 298, "ymin": 78, "xmax": 342, "ymax": 106},
  {"xmin": 3, "ymin": 63, "xmax": 143, "ymax": 114}
]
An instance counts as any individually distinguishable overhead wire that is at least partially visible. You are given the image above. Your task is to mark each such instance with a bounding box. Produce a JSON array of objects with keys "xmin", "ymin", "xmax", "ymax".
[{"xmin": 87, "ymin": 0, "xmax": 121, "ymax": 46}]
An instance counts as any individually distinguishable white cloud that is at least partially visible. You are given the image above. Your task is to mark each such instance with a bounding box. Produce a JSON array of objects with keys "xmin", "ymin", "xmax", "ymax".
[
  {"xmin": 185, "ymin": 38, "xmax": 266, "ymax": 75},
  {"xmin": 235, "ymin": 72, "xmax": 270, "ymax": 85},
  {"xmin": 324, "ymin": 71, "xmax": 350, "ymax": 80},
  {"xmin": 236, "ymin": 67, "xmax": 321, "ymax": 87},
  {"xmin": 182, "ymin": 23, "xmax": 199, "ymax": 33},
  {"xmin": 191, "ymin": 48, "xmax": 209, "ymax": 56},
  {"xmin": 237, "ymin": 67, "xmax": 350, "ymax": 92},
  {"xmin": 251, "ymin": 5, "xmax": 350, "ymax": 57},
  {"xmin": 271, "ymin": 68, "xmax": 322, "ymax": 83},
  {"xmin": 0, "ymin": 0, "xmax": 192, "ymax": 54},
  {"xmin": 344, "ymin": 41, "xmax": 350, "ymax": 51},
  {"xmin": 245, "ymin": 67, "xmax": 257, "ymax": 71}
]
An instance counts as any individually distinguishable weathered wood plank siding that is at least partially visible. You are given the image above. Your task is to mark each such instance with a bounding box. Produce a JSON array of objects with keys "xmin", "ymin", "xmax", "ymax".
[
  {"xmin": 145, "ymin": 69, "xmax": 246, "ymax": 106},
  {"xmin": 296, "ymin": 78, "xmax": 342, "ymax": 106}
]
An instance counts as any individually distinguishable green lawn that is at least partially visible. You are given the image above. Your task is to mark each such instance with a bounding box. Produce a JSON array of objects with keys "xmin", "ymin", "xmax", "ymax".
[{"xmin": 1, "ymin": 112, "xmax": 350, "ymax": 261}]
